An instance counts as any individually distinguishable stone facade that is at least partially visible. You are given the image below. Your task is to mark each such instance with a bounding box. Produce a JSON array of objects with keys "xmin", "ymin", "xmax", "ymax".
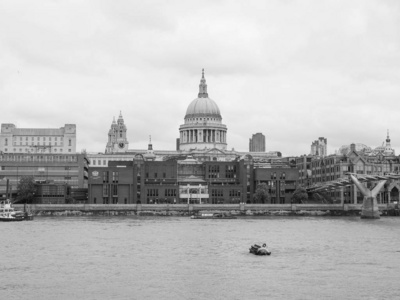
[
  {"xmin": 310, "ymin": 137, "xmax": 327, "ymax": 157},
  {"xmin": 105, "ymin": 112, "xmax": 129, "ymax": 153},
  {"xmin": 0, "ymin": 123, "xmax": 76, "ymax": 154}
]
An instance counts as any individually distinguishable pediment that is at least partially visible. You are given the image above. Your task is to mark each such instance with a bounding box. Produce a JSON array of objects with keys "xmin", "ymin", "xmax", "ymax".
[{"xmin": 205, "ymin": 148, "xmax": 226, "ymax": 155}]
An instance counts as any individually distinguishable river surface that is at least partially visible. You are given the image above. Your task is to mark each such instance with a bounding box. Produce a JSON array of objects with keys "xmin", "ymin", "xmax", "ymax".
[{"xmin": 2, "ymin": 216, "xmax": 400, "ymax": 300}]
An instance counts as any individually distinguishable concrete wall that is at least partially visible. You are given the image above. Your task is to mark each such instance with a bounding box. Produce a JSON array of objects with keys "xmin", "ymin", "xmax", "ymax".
[{"xmin": 14, "ymin": 203, "xmax": 398, "ymax": 216}]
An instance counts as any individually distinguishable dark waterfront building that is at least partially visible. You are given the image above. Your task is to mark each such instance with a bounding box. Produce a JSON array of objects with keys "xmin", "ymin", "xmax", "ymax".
[
  {"xmin": 0, "ymin": 152, "xmax": 89, "ymax": 203},
  {"xmin": 35, "ymin": 182, "xmax": 70, "ymax": 204},
  {"xmin": 254, "ymin": 168, "xmax": 298, "ymax": 204},
  {"xmin": 89, "ymin": 161, "xmax": 137, "ymax": 204},
  {"xmin": 249, "ymin": 133, "xmax": 266, "ymax": 152},
  {"xmin": 87, "ymin": 154, "xmax": 298, "ymax": 204}
]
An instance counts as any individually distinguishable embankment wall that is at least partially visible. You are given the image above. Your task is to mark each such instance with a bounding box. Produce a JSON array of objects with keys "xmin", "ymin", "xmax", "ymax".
[{"xmin": 14, "ymin": 203, "xmax": 400, "ymax": 217}]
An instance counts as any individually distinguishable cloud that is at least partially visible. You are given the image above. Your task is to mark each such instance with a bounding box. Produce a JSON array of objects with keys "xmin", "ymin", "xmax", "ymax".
[{"xmin": 1, "ymin": 0, "xmax": 399, "ymax": 157}]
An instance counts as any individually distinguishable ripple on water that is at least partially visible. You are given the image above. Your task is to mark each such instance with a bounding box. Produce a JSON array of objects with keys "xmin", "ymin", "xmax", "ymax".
[{"xmin": 2, "ymin": 216, "xmax": 400, "ymax": 300}]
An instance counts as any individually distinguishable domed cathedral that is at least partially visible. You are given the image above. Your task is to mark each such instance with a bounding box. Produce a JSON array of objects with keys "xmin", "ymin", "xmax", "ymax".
[
  {"xmin": 179, "ymin": 69, "xmax": 228, "ymax": 151},
  {"xmin": 105, "ymin": 111, "xmax": 129, "ymax": 153}
]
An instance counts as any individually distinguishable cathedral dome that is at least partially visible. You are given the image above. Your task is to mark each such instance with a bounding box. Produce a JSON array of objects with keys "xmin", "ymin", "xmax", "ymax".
[
  {"xmin": 185, "ymin": 97, "xmax": 221, "ymax": 119},
  {"xmin": 179, "ymin": 69, "xmax": 228, "ymax": 152},
  {"xmin": 184, "ymin": 69, "xmax": 222, "ymax": 119}
]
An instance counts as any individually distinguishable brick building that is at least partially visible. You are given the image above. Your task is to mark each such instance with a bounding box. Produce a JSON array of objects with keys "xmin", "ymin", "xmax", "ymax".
[{"xmin": 87, "ymin": 154, "xmax": 298, "ymax": 204}]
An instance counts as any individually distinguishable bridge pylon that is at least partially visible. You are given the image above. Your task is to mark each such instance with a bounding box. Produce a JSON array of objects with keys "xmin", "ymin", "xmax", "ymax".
[{"xmin": 348, "ymin": 174, "xmax": 386, "ymax": 219}]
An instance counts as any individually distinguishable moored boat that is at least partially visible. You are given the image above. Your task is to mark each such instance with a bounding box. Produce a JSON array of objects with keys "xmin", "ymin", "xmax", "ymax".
[
  {"xmin": 191, "ymin": 213, "xmax": 237, "ymax": 219},
  {"xmin": 0, "ymin": 200, "xmax": 33, "ymax": 222}
]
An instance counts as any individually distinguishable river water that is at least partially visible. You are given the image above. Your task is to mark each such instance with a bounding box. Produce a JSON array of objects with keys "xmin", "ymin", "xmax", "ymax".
[{"xmin": 2, "ymin": 216, "xmax": 400, "ymax": 300}]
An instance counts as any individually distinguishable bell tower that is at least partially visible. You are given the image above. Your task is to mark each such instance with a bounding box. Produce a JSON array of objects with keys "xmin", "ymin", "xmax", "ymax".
[{"xmin": 105, "ymin": 111, "xmax": 129, "ymax": 153}]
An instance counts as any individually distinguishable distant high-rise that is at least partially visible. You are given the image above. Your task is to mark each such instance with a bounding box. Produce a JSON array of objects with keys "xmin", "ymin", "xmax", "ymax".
[
  {"xmin": 310, "ymin": 137, "xmax": 327, "ymax": 157},
  {"xmin": 249, "ymin": 133, "xmax": 265, "ymax": 152}
]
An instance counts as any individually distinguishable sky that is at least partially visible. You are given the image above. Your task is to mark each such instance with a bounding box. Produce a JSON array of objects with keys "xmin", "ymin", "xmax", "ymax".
[{"xmin": 1, "ymin": 0, "xmax": 400, "ymax": 157}]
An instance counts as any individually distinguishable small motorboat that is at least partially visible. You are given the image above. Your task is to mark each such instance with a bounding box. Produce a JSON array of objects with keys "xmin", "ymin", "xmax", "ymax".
[
  {"xmin": 249, "ymin": 243, "xmax": 271, "ymax": 256},
  {"xmin": 0, "ymin": 200, "xmax": 33, "ymax": 222},
  {"xmin": 191, "ymin": 213, "xmax": 237, "ymax": 219}
]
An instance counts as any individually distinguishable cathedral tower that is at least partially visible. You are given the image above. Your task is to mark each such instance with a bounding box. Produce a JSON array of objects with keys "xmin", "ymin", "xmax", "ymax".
[{"xmin": 105, "ymin": 111, "xmax": 129, "ymax": 153}]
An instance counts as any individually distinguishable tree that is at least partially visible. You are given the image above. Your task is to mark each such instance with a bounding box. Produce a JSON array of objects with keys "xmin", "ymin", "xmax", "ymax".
[
  {"xmin": 16, "ymin": 176, "xmax": 36, "ymax": 203},
  {"xmin": 253, "ymin": 183, "xmax": 271, "ymax": 203},
  {"xmin": 291, "ymin": 187, "xmax": 308, "ymax": 204}
]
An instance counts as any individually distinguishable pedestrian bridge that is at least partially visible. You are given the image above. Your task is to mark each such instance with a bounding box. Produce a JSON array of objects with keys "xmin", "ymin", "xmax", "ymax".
[{"xmin": 306, "ymin": 173, "xmax": 400, "ymax": 218}]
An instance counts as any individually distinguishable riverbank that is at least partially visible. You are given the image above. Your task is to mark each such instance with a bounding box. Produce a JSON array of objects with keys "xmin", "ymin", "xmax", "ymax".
[{"xmin": 13, "ymin": 203, "xmax": 400, "ymax": 217}]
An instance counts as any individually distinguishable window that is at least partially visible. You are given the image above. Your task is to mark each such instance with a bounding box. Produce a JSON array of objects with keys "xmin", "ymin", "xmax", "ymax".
[
  {"xmin": 211, "ymin": 189, "xmax": 223, "ymax": 197},
  {"xmin": 103, "ymin": 171, "xmax": 109, "ymax": 183},
  {"xmin": 229, "ymin": 190, "xmax": 241, "ymax": 197},
  {"xmin": 103, "ymin": 185, "xmax": 109, "ymax": 196},
  {"xmin": 225, "ymin": 165, "xmax": 236, "ymax": 178},
  {"xmin": 93, "ymin": 197, "xmax": 97, "ymax": 204},
  {"xmin": 208, "ymin": 165, "xmax": 220, "ymax": 178},
  {"xmin": 147, "ymin": 189, "xmax": 159, "ymax": 197},
  {"xmin": 69, "ymin": 139, "xmax": 71, "ymax": 146},
  {"xmin": 164, "ymin": 189, "xmax": 177, "ymax": 197},
  {"xmin": 112, "ymin": 171, "xmax": 119, "ymax": 182}
]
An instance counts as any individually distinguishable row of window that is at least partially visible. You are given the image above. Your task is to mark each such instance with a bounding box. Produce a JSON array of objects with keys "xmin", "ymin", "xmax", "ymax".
[
  {"xmin": 1, "ymin": 166, "xmax": 78, "ymax": 171},
  {"xmin": 0, "ymin": 155, "xmax": 77, "ymax": 161},
  {"xmin": 145, "ymin": 172, "xmax": 167, "ymax": 178},
  {"xmin": 13, "ymin": 136, "xmax": 64, "ymax": 141},
  {"xmin": 13, "ymin": 141, "xmax": 63, "ymax": 146},
  {"xmin": 102, "ymin": 171, "xmax": 119, "ymax": 183},
  {"xmin": 4, "ymin": 148, "xmax": 72, "ymax": 153},
  {"xmin": 270, "ymin": 173, "xmax": 286, "ymax": 180},
  {"xmin": 5, "ymin": 138, "xmax": 72, "ymax": 145},
  {"xmin": 146, "ymin": 188, "xmax": 178, "ymax": 197},
  {"xmin": 94, "ymin": 197, "xmax": 127, "ymax": 204}
]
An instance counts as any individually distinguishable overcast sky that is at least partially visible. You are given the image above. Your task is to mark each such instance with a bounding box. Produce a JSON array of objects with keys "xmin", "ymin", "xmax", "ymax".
[{"xmin": 1, "ymin": 0, "xmax": 399, "ymax": 156}]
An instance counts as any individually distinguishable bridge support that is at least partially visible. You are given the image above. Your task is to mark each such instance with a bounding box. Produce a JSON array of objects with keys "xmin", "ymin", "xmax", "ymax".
[{"xmin": 349, "ymin": 175, "xmax": 386, "ymax": 219}]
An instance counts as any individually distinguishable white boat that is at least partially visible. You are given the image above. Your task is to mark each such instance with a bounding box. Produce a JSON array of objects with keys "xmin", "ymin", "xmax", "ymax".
[{"xmin": 0, "ymin": 200, "xmax": 30, "ymax": 222}]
